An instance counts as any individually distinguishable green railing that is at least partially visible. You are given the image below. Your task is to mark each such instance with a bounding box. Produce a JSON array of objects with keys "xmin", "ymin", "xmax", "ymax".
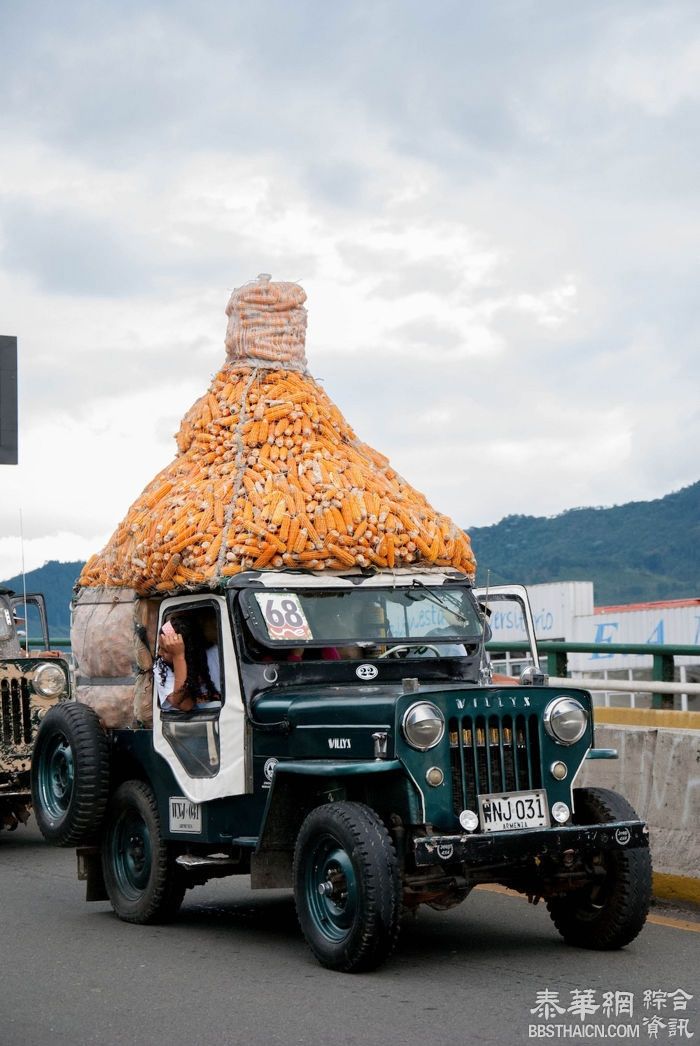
[
  {"xmin": 24, "ymin": 637, "xmax": 72, "ymax": 651},
  {"xmin": 487, "ymin": 639, "xmax": 700, "ymax": 708}
]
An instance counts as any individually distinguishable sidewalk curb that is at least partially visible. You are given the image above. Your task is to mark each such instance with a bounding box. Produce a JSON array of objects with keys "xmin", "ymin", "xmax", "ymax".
[{"xmin": 653, "ymin": 872, "xmax": 700, "ymax": 906}]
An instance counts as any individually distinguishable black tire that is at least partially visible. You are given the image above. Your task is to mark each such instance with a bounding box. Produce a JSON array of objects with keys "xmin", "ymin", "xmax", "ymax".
[
  {"xmin": 31, "ymin": 702, "xmax": 110, "ymax": 846},
  {"xmin": 546, "ymin": 787, "xmax": 652, "ymax": 950},
  {"xmin": 101, "ymin": 780, "xmax": 186, "ymax": 924},
  {"xmin": 293, "ymin": 801, "xmax": 401, "ymax": 973}
]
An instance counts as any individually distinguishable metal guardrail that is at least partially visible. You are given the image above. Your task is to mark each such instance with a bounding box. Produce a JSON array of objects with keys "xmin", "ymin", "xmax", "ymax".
[
  {"xmin": 487, "ymin": 640, "xmax": 700, "ymax": 709},
  {"xmin": 549, "ymin": 675, "xmax": 700, "ymax": 696},
  {"xmin": 25, "ymin": 637, "xmax": 71, "ymax": 649}
]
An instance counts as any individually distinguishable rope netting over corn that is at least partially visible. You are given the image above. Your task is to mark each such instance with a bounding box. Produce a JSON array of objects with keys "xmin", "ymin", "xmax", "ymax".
[{"xmin": 79, "ymin": 275, "xmax": 476, "ymax": 593}]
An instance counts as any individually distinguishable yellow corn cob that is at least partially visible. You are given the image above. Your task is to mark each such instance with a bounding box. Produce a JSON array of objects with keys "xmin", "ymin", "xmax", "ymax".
[
  {"xmin": 238, "ymin": 544, "xmax": 263, "ymax": 558},
  {"xmin": 198, "ymin": 505, "xmax": 214, "ymax": 532},
  {"xmin": 293, "ymin": 527, "xmax": 308, "ymax": 555},
  {"xmin": 161, "ymin": 553, "xmax": 181, "ymax": 582},
  {"xmin": 205, "ymin": 532, "xmax": 223, "ymax": 564},
  {"xmin": 314, "ymin": 510, "xmax": 328, "ymax": 538},
  {"xmin": 301, "ymin": 514, "xmax": 322, "ymax": 548},
  {"xmin": 297, "ymin": 549, "xmax": 329, "ymax": 563},
  {"xmin": 143, "ymin": 481, "xmax": 174, "ymax": 509},
  {"xmin": 352, "ymin": 519, "xmax": 367, "ymax": 542},
  {"xmin": 330, "ymin": 506, "xmax": 347, "ymax": 535},
  {"xmin": 221, "ymin": 563, "xmax": 242, "ymax": 576},
  {"xmin": 287, "ymin": 517, "xmax": 301, "ymax": 550},
  {"xmin": 253, "ymin": 544, "xmax": 278, "ymax": 569},
  {"xmin": 265, "ymin": 404, "xmax": 291, "ymax": 423},
  {"xmin": 327, "ymin": 543, "xmax": 355, "ymax": 567},
  {"xmin": 270, "ymin": 497, "xmax": 287, "ymax": 526},
  {"xmin": 278, "ymin": 514, "xmax": 291, "ymax": 543},
  {"xmin": 245, "ymin": 421, "xmax": 260, "ymax": 446},
  {"xmin": 291, "ymin": 485, "xmax": 305, "ymax": 514},
  {"xmin": 173, "ymin": 566, "xmax": 207, "ymax": 585},
  {"xmin": 338, "ymin": 503, "xmax": 353, "ymax": 533},
  {"xmin": 162, "ymin": 524, "xmax": 198, "ymax": 552}
]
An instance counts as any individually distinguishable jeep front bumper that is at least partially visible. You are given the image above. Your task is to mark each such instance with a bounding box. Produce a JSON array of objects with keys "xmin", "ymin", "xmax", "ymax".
[{"xmin": 413, "ymin": 820, "xmax": 649, "ymax": 868}]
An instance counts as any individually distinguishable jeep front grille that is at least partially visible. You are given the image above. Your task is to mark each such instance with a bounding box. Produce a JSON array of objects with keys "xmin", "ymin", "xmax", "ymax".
[
  {"xmin": 448, "ymin": 714, "xmax": 542, "ymax": 814},
  {"xmin": 0, "ymin": 677, "xmax": 33, "ymax": 746}
]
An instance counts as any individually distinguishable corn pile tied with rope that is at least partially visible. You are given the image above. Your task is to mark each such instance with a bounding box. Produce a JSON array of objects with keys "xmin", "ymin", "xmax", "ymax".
[{"xmin": 79, "ymin": 275, "xmax": 476, "ymax": 593}]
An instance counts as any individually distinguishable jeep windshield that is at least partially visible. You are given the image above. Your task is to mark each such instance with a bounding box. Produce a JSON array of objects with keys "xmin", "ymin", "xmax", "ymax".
[{"xmin": 239, "ymin": 583, "xmax": 484, "ymax": 654}]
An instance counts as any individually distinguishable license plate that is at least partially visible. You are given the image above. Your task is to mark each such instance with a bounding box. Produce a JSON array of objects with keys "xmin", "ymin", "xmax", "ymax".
[
  {"xmin": 478, "ymin": 789, "xmax": 549, "ymax": 832},
  {"xmin": 169, "ymin": 796, "xmax": 202, "ymax": 834}
]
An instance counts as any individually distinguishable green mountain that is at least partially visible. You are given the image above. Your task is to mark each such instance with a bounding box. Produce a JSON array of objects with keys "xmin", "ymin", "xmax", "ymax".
[
  {"xmin": 470, "ymin": 481, "xmax": 700, "ymax": 605},
  {"xmin": 1, "ymin": 481, "xmax": 698, "ymax": 637}
]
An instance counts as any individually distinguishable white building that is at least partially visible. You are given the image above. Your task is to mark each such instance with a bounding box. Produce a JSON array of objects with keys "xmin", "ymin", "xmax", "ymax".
[{"xmin": 487, "ymin": 581, "xmax": 700, "ymax": 711}]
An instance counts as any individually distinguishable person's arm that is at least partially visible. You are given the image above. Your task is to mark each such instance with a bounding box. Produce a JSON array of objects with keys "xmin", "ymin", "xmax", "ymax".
[{"xmin": 158, "ymin": 631, "xmax": 195, "ymax": 711}]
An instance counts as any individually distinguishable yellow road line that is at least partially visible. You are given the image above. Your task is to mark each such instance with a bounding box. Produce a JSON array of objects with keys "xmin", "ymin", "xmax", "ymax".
[
  {"xmin": 476, "ymin": 883, "xmax": 700, "ymax": 933},
  {"xmin": 647, "ymin": 913, "xmax": 700, "ymax": 933},
  {"xmin": 476, "ymin": 883, "xmax": 522, "ymax": 898}
]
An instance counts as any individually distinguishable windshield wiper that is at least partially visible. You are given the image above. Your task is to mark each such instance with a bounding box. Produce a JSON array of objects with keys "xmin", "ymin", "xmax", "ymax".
[{"xmin": 406, "ymin": 579, "xmax": 474, "ymax": 629}]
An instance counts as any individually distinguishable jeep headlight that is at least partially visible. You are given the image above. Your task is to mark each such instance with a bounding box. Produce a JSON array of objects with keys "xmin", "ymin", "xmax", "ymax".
[
  {"xmin": 402, "ymin": 702, "xmax": 445, "ymax": 751},
  {"xmin": 544, "ymin": 696, "xmax": 588, "ymax": 745},
  {"xmin": 32, "ymin": 662, "xmax": 67, "ymax": 698}
]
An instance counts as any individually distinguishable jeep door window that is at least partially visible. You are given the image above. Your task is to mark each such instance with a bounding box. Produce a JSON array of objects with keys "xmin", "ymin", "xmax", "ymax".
[{"xmin": 155, "ymin": 604, "xmax": 223, "ymax": 779}]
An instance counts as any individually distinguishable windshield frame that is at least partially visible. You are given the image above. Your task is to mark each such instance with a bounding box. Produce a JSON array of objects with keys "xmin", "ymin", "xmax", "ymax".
[{"xmin": 237, "ymin": 581, "xmax": 485, "ymax": 650}]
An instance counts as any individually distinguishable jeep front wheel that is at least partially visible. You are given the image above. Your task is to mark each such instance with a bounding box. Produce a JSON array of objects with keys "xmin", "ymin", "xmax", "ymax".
[
  {"xmin": 101, "ymin": 781, "xmax": 186, "ymax": 924},
  {"xmin": 546, "ymin": 787, "xmax": 652, "ymax": 950},
  {"xmin": 293, "ymin": 801, "xmax": 401, "ymax": 973}
]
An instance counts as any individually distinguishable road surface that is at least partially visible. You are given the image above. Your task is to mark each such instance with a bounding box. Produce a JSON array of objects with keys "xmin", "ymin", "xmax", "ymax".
[{"xmin": 1, "ymin": 822, "xmax": 698, "ymax": 1046}]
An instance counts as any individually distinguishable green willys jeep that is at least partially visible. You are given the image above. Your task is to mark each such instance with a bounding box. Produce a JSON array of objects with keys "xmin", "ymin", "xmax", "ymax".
[
  {"xmin": 31, "ymin": 571, "xmax": 651, "ymax": 971},
  {"xmin": 1, "ymin": 588, "xmax": 71, "ymax": 832}
]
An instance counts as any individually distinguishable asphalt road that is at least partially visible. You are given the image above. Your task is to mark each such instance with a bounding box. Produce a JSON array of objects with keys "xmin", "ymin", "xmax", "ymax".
[{"xmin": 1, "ymin": 822, "xmax": 698, "ymax": 1046}]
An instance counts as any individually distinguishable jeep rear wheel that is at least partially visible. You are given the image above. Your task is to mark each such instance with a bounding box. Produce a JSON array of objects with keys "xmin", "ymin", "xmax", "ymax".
[
  {"xmin": 293, "ymin": 801, "xmax": 401, "ymax": 973},
  {"xmin": 546, "ymin": 787, "xmax": 652, "ymax": 950},
  {"xmin": 101, "ymin": 781, "xmax": 186, "ymax": 924},
  {"xmin": 31, "ymin": 702, "xmax": 110, "ymax": 846}
]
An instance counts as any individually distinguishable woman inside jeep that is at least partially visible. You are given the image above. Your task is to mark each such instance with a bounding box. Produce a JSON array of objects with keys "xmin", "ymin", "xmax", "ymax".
[{"xmin": 154, "ymin": 613, "xmax": 221, "ymax": 712}]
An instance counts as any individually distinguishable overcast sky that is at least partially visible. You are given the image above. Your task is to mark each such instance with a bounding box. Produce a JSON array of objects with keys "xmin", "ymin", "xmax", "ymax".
[{"xmin": 1, "ymin": 0, "xmax": 698, "ymax": 581}]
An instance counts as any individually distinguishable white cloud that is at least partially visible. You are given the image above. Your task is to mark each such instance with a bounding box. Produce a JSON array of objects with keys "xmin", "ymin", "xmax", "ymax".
[
  {"xmin": 599, "ymin": 11, "xmax": 700, "ymax": 117},
  {"xmin": 0, "ymin": 532, "xmax": 106, "ymax": 583}
]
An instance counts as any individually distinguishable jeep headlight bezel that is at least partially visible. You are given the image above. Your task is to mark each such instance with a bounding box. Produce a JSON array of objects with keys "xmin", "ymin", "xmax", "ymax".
[
  {"xmin": 402, "ymin": 701, "xmax": 445, "ymax": 751},
  {"xmin": 544, "ymin": 696, "xmax": 588, "ymax": 745},
  {"xmin": 32, "ymin": 662, "xmax": 68, "ymax": 698}
]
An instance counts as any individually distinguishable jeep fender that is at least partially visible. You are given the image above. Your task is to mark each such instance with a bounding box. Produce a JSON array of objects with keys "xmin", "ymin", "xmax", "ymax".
[{"xmin": 251, "ymin": 759, "xmax": 414, "ymax": 889}]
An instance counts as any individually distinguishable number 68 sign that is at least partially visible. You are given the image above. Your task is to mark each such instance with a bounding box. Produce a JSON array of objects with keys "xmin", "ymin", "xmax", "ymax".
[{"xmin": 255, "ymin": 593, "xmax": 314, "ymax": 641}]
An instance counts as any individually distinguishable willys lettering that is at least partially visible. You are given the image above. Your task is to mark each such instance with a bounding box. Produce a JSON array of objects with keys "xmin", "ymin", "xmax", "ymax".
[{"xmin": 456, "ymin": 694, "xmax": 531, "ymax": 709}]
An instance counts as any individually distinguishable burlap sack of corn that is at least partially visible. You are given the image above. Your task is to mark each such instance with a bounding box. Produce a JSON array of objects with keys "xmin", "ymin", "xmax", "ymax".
[
  {"xmin": 76, "ymin": 684, "xmax": 135, "ymax": 730},
  {"xmin": 78, "ymin": 274, "xmax": 475, "ymax": 594},
  {"xmin": 72, "ymin": 587, "xmax": 160, "ymax": 728},
  {"xmin": 71, "ymin": 588, "xmax": 137, "ymax": 678}
]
